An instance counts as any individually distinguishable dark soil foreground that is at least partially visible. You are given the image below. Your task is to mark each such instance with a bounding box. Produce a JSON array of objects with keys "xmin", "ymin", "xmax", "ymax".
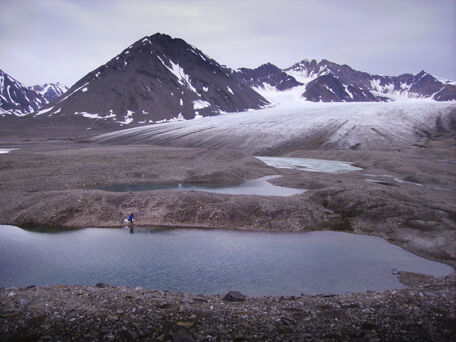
[{"xmin": 1, "ymin": 273, "xmax": 455, "ymax": 342}]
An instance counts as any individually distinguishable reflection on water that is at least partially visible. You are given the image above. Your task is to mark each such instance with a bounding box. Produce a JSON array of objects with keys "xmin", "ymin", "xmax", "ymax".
[
  {"xmin": 99, "ymin": 175, "xmax": 306, "ymax": 197},
  {"xmin": 256, "ymin": 156, "xmax": 362, "ymax": 173},
  {"xmin": 0, "ymin": 225, "xmax": 452, "ymax": 296}
]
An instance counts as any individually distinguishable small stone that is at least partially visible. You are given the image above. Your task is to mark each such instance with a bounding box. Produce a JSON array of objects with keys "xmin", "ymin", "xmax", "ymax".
[
  {"xmin": 177, "ymin": 321, "xmax": 194, "ymax": 329},
  {"xmin": 234, "ymin": 334, "xmax": 244, "ymax": 341},
  {"xmin": 234, "ymin": 310, "xmax": 251, "ymax": 315},
  {"xmin": 323, "ymin": 293, "xmax": 336, "ymax": 297},
  {"xmin": 193, "ymin": 297, "xmax": 207, "ymax": 302},
  {"xmin": 17, "ymin": 298, "xmax": 30, "ymax": 307},
  {"xmin": 368, "ymin": 338, "xmax": 381, "ymax": 342},
  {"xmin": 96, "ymin": 283, "xmax": 108, "ymax": 288},
  {"xmin": 173, "ymin": 328, "xmax": 194, "ymax": 342},
  {"xmin": 223, "ymin": 291, "xmax": 246, "ymax": 302}
]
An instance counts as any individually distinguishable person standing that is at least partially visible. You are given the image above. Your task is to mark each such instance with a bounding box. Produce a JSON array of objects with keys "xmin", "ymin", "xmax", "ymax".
[{"xmin": 127, "ymin": 213, "xmax": 134, "ymax": 232}]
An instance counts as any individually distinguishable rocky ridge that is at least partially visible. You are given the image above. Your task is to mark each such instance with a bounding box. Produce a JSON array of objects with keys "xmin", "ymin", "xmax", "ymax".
[
  {"xmin": 236, "ymin": 63, "xmax": 302, "ymax": 91},
  {"xmin": 238, "ymin": 59, "xmax": 456, "ymax": 102},
  {"xmin": 0, "ymin": 69, "xmax": 47, "ymax": 116},
  {"xmin": 29, "ymin": 83, "xmax": 68, "ymax": 102}
]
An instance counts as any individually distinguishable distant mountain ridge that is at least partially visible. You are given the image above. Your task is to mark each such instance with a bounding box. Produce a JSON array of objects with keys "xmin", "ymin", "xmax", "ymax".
[
  {"xmin": 0, "ymin": 69, "xmax": 47, "ymax": 116},
  {"xmin": 238, "ymin": 59, "xmax": 456, "ymax": 102},
  {"xmin": 1, "ymin": 33, "xmax": 455, "ymax": 122},
  {"xmin": 29, "ymin": 82, "xmax": 68, "ymax": 102},
  {"xmin": 33, "ymin": 33, "xmax": 269, "ymax": 125},
  {"xmin": 236, "ymin": 63, "xmax": 301, "ymax": 91}
]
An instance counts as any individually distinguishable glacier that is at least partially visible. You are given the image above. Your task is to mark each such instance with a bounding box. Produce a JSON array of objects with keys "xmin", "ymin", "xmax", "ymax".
[{"xmin": 93, "ymin": 100, "xmax": 456, "ymax": 154}]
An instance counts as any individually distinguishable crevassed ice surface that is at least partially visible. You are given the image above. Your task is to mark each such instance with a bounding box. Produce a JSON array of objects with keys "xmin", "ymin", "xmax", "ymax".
[
  {"xmin": 93, "ymin": 101, "xmax": 456, "ymax": 154},
  {"xmin": 0, "ymin": 226, "xmax": 453, "ymax": 296},
  {"xmin": 256, "ymin": 156, "xmax": 362, "ymax": 173},
  {"xmin": 101, "ymin": 175, "xmax": 306, "ymax": 197}
]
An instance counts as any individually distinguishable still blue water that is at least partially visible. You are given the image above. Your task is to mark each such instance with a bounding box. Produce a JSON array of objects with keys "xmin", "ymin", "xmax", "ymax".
[
  {"xmin": 0, "ymin": 225, "xmax": 452, "ymax": 296},
  {"xmin": 99, "ymin": 175, "xmax": 306, "ymax": 196}
]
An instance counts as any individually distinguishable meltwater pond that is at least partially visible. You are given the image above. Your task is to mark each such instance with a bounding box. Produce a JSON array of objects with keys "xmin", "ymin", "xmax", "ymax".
[
  {"xmin": 256, "ymin": 156, "xmax": 362, "ymax": 173},
  {"xmin": 99, "ymin": 175, "xmax": 306, "ymax": 196},
  {"xmin": 0, "ymin": 225, "xmax": 453, "ymax": 296}
]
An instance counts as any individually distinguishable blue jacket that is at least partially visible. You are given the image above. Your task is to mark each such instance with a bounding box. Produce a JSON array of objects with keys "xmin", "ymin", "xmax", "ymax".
[{"xmin": 127, "ymin": 214, "xmax": 134, "ymax": 222}]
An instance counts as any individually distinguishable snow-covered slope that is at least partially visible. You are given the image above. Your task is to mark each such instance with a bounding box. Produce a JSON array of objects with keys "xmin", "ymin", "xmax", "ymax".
[
  {"xmin": 0, "ymin": 69, "xmax": 47, "ymax": 116},
  {"xmin": 29, "ymin": 82, "xmax": 68, "ymax": 101},
  {"xmin": 239, "ymin": 59, "xmax": 456, "ymax": 103},
  {"xmin": 93, "ymin": 100, "xmax": 456, "ymax": 154}
]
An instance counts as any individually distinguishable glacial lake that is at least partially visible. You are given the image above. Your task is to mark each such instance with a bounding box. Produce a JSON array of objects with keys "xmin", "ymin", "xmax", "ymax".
[
  {"xmin": 99, "ymin": 175, "xmax": 306, "ymax": 197},
  {"xmin": 0, "ymin": 225, "xmax": 453, "ymax": 296},
  {"xmin": 256, "ymin": 156, "xmax": 362, "ymax": 173}
]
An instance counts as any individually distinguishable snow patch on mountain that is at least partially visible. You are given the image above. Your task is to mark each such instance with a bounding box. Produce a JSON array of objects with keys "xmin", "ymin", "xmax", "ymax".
[
  {"xmin": 284, "ymin": 61, "xmax": 321, "ymax": 84},
  {"xmin": 157, "ymin": 56, "xmax": 199, "ymax": 95},
  {"xmin": 253, "ymin": 83, "xmax": 308, "ymax": 106},
  {"xmin": 193, "ymin": 100, "xmax": 211, "ymax": 110},
  {"xmin": 155, "ymin": 113, "xmax": 186, "ymax": 124},
  {"xmin": 73, "ymin": 111, "xmax": 114, "ymax": 120},
  {"xmin": 36, "ymin": 106, "xmax": 55, "ymax": 115}
]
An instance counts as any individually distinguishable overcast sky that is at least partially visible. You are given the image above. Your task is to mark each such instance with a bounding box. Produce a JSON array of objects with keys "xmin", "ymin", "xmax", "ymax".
[{"xmin": 1, "ymin": 0, "xmax": 455, "ymax": 87}]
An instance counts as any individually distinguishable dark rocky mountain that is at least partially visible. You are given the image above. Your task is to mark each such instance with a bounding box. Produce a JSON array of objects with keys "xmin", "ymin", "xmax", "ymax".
[
  {"xmin": 29, "ymin": 82, "xmax": 68, "ymax": 102},
  {"xmin": 35, "ymin": 33, "xmax": 269, "ymax": 125},
  {"xmin": 241, "ymin": 59, "xmax": 456, "ymax": 102},
  {"xmin": 236, "ymin": 63, "xmax": 302, "ymax": 90},
  {"xmin": 0, "ymin": 69, "xmax": 47, "ymax": 116},
  {"xmin": 303, "ymin": 74, "xmax": 376, "ymax": 102}
]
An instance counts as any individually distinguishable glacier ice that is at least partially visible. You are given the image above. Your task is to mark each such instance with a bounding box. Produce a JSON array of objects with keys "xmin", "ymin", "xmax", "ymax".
[{"xmin": 94, "ymin": 100, "xmax": 456, "ymax": 154}]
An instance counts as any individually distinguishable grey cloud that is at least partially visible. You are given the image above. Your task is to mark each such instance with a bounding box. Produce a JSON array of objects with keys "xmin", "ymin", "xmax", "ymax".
[{"xmin": 0, "ymin": 0, "xmax": 454, "ymax": 86}]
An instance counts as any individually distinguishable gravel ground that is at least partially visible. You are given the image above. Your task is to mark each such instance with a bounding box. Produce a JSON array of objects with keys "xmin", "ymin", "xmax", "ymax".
[{"xmin": 1, "ymin": 273, "xmax": 455, "ymax": 342}]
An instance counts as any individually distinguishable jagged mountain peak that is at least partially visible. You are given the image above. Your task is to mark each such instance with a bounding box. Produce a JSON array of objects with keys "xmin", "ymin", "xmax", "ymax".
[
  {"xmin": 0, "ymin": 68, "xmax": 47, "ymax": 116},
  {"xmin": 117, "ymin": 33, "xmax": 210, "ymax": 61},
  {"xmin": 257, "ymin": 62, "xmax": 280, "ymax": 70},
  {"xmin": 30, "ymin": 82, "xmax": 68, "ymax": 102},
  {"xmin": 237, "ymin": 62, "xmax": 302, "ymax": 91},
  {"xmin": 244, "ymin": 58, "xmax": 456, "ymax": 103}
]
